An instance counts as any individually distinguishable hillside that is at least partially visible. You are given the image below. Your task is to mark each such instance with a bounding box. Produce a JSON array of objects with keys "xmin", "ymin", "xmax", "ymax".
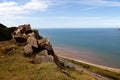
[
  {"xmin": 0, "ymin": 40, "xmax": 97, "ymax": 80},
  {"xmin": 0, "ymin": 23, "xmax": 16, "ymax": 41},
  {"xmin": 0, "ymin": 23, "xmax": 120, "ymax": 80},
  {"xmin": 0, "ymin": 23, "xmax": 98, "ymax": 80}
]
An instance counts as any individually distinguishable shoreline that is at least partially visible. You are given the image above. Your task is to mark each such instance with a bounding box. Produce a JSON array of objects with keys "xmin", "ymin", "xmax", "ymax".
[{"xmin": 54, "ymin": 48, "xmax": 120, "ymax": 73}]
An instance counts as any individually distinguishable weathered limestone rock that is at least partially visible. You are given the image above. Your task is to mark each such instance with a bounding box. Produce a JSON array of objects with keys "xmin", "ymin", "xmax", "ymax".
[
  {"xmin": 18, "ymin": 24, "xmax": 31, "ymax": 34},
  {"xmin": 33, "ymin": 50, "xmax": 54, "ymax": 64},
  {"xmin": 59, "ymin": 58, "xmax": 75, "ymax": 69},
  {"xmin": 24, "ymin": 44, "xmax": 33, "ymax": 55},
  {"xmin": 27, "ymin": 36, "xmax": 38, "ymax": 48},
  {"xmin": 38, "ymin": 37, "xmax": 49, "ymax": 46},
  {"xmin": 12, "ymin": 24, "xmax": 31, "ymax": 43},
  {"xmin": 32, "ymin": 30, "xmax": 43, "ymax": 39},
  {"xmin": 38, "ymin": 50, "xmax": 48, "ymax": 56},
  {"xmin": 33, "ymin": 55, "xmax": 53, "ymax": 64},
  {"xmin": 12, "ymin": 24, "xmax": 65, "ymax": 68}
]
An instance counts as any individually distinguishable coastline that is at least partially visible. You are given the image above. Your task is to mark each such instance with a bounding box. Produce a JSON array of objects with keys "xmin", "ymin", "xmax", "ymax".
[{"xmin": 54, "ymin": 48, "xmax": 120, "ymax": 73}]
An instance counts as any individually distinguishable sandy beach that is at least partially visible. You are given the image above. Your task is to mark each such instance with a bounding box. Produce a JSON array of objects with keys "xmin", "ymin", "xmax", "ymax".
[{"xmin": 54, "ymin": 48, "xmax": 120, "ymax": 73}]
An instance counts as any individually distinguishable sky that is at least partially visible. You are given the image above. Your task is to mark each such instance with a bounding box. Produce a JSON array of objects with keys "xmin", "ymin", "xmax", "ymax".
[{"xmin": 0, "ymin": 0, "xmax": 120, "ymax": 28}]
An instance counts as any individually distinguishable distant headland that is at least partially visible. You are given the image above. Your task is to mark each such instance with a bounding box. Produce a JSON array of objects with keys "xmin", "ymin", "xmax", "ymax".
[{"xmin": 118, "ymin": 28, "xmax": 120, "ymax": 30}]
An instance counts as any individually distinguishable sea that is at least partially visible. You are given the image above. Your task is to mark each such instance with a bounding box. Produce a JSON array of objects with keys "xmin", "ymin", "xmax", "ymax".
[{"xmin": 38, "ymin": 28, "xmax": 120, "ymax": 68}]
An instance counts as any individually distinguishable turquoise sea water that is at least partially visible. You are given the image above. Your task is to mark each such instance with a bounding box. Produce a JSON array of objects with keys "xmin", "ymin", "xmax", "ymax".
[{"xmin": 39, "ymin": 28, "xmax": 120, "ymax": 68}]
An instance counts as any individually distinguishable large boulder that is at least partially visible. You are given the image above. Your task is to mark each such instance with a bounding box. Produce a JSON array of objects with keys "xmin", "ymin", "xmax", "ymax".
[
  {"xmin": 18, "ymin": 24, "xmax": 31, "ymax": 34},
  {"xmin": 38, "ymin": 37, "xmax": 49, "ymax": 46},
  {"xmin": 24, "ymin": 44, "xmax": 33, "ymax": 55},
  {"xmin": 27, "ymin": 36, "xmax": 38, "ymax": 48},
  {"xmin": 33, "ymin": 50, "xmax": 53, "ymax": 64},
  {"xmin": 59, "ymin": 58, "xmax": 75, "ymax": 69},
  {"xmin": 38, "ymin": 50, "xmax": 48, "ymax": 56},
  {"xmin": 12, "ymin": 24, "xmax": 31, "ymax": 43}
]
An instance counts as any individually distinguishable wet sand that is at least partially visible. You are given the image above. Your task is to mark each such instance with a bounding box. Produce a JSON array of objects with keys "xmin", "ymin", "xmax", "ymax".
[{"xmin": 54, "ymin": 48, "xmax": 120, "ymax": 73}]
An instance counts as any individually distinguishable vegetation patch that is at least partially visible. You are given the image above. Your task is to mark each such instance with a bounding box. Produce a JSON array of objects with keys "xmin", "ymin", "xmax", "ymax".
[
  {"xmin": 65, "ymin": 58, "xmax": 120, "ymax": 80},
  {"xmin": 0, "ymin": 40, "xmax": 97, "ymax": 80}
]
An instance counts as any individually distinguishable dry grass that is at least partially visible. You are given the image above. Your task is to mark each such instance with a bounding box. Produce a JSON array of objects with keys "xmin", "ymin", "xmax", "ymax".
[{"xmin": 0, "ymin": 40, "xmax": 96, "ymax": 80}]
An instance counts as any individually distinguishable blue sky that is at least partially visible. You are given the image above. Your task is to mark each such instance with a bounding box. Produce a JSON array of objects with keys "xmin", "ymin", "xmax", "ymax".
[{"xmin": 0, "ymin": 0, "xmax": 120, "ymax": 28}]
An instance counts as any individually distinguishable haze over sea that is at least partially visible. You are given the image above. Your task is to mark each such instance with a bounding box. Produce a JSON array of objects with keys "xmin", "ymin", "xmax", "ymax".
[{"xmin": 39, "ymin": 28, "xmax": 120, "ymax": 68}]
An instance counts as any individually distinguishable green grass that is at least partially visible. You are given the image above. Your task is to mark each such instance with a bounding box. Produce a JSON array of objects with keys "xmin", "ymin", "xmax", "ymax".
[
  {"xmin": 65, "ymin": 58, "xmax": 120, "ymax": 80},
  {"xmin": 0, "ymin": 27, "xmax": 14, "ymax": 41},
  {"xmin": 0, "ymin": 40, "xmax": 97, "ymax": 80}
]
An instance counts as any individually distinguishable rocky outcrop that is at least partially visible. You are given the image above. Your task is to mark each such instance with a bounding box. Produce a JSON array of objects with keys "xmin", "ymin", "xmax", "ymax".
[
  {"xmin": 0, "ymin": 23, "xmax": 74, "ymax": 69},
  {"xmin": 12, "ymin": 24, "xmax": 42, "ymax": 44},
  {"xmin": 12, "ymin": 24, "xmax": 67, "ymax": 68}
]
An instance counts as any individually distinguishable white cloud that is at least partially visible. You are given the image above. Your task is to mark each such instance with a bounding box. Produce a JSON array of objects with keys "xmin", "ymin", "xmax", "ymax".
[
  {"xmin": 0, "ymin": 1, "xmax": 17, "ymax": 7},
  {"xmin": 0, "ymin": 2, "xmax": 29, "ymax": 16},
  {"xmin": 79, "ymin": 0, "xmax": 120, "ymax": 7},
  {"xmin": 1, "ymin": 0, "xmax": 120, "ymax": 17},
  {"xmin": 0, "ymin": 0, "xmax": 51, "ymax": 16},
  {"xmin": 52, "ymin": 0, "xmax": 120, "ymax": 7},
  {"xmin": 24, "ymin": 0, "xmax": 51, "ymax": 10}
]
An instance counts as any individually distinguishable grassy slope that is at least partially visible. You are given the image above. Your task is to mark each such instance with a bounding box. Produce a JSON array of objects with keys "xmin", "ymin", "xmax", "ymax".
[
  {"xmin": 65, "ymin": 59, "xmax": 120, "ymax": 80},
  {"xmin": 0, "ymin": 40, "xmax": 96, "ymax": 80}
]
